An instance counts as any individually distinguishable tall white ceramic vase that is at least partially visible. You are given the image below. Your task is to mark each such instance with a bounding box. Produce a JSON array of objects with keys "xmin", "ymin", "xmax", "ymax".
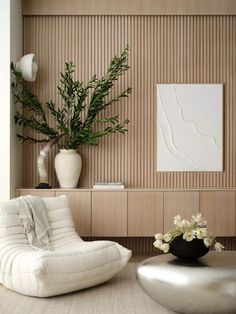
[{"xmin": 55, "ymin": 149, "xmax": 82, "ymax": 188}]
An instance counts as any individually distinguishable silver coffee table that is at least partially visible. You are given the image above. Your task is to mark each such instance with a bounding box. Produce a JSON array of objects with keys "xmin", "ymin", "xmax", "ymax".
[{"xmin": 136, "ymin": 251, "xmax": 236, "ymax": 314}]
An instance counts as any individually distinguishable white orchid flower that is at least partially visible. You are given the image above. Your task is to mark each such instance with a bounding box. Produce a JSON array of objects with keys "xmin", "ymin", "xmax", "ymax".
[
  {"xmin": 183, "ymin": 231, "xmax": 195, "ymax": 242},
  {"xmin": 203, "ymin": 237, "xmax": 213, "ymax": 247},
  {"xmin": 155, "ymin": 233, "xmax": 163, "ymax": 241},
  {"xmin": 214, "ymin": 242, "xmax": 225, "ymax": 252},
  {"xmin": 180, "ymin": 219, "xmax": 192, "ymax": 230},
  {"xmin": 195, "ymin": 228, "xmax": 207, "ymax": 239},
  {"xmin": 180, "ymin": 219, "xmax": 187, "ymax": 228},
  {"xmin": 192, "ymin": 213, "xmax": 207, "ymax": 227},
  {"xmin": 187, "ymin": 220, "xmax": 194, "ymax": 229},
  {"xmin": 153, "ymin": 239, "xmax": 163, "ymax": 249},
  {"xmin": 173, "ymin": 215, "xmax": 182, "ymax": 227},
  {"xmin": 163, "ymin": 233, "xmax": 172, "ymax": 242},
  {"xmin": 160, "ymin": 243, "xmax": 170, "ymax": 253}
]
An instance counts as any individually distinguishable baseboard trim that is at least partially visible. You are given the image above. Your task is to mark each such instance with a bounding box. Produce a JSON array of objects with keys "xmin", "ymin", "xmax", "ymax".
[{"xmin": 83, "ymin": 236, "xmax": 236, "ymax": 253}]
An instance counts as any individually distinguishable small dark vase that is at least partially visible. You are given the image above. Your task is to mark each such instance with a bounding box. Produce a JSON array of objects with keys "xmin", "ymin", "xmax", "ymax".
[{"xmin": 169, "ymin": 235, "xmax": 210, "ymax": 260}]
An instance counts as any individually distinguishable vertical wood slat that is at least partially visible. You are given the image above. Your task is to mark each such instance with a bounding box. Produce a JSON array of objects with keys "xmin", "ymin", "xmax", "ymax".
[{"xmin": 22, "ymin": 16, "xmax": 236, "ymax": 189}]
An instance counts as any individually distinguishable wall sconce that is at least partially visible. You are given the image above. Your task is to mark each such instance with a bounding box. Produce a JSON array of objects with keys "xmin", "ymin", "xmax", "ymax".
[{"xmin": 15, "ymin": 53, "xmax": 38, "ymax": 82}]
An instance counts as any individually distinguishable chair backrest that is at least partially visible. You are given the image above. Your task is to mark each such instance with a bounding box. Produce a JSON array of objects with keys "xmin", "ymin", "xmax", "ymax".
[
  {"xmin": 0, "ymin": 195, "xmax": 79, "ymax": 250},
  {"xmin": 42, "ymin": 195, "xmax": 81, "ymax": 246}
]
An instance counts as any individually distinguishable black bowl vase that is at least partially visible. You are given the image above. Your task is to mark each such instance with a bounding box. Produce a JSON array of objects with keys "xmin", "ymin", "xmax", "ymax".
[{"xmin": 169, "ymin": 235, "xmax": 210, "ymax": 260}]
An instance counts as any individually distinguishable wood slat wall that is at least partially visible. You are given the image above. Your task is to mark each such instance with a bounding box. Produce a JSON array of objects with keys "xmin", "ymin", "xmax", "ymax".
[{"xmin": 23, "ymin": 15, "xmax": 236, "ymax": 189}]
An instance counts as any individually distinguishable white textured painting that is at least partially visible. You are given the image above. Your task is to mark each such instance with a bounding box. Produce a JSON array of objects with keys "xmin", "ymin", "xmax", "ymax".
[{"xmin": 157, "ymin": 84, "xmax": 223, "ymax": 172}]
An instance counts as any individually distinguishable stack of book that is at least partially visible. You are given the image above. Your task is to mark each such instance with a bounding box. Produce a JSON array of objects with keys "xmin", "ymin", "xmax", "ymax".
[{"xmin": 93, "ymin": 182, "xmax": 124, "ymax": 190}]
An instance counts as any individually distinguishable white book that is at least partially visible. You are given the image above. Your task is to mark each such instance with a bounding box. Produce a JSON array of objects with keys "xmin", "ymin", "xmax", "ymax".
[
  {"xmin": 93, "ymin": 184, "xmax": 124, "ymax": 190},
  {"xmin": 94, "ymin": 182, "xmax": 123, "ymax": 186}
]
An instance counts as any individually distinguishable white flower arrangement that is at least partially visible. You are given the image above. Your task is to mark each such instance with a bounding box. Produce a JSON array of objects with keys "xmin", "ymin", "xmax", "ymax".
[{"xmin": 153, "ymin": 213, "xmax": 224, "ymax": 254}]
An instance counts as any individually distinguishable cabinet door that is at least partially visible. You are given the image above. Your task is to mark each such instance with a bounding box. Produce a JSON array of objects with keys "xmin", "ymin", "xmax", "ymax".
[
  {"xmin": 56, "ymin": 191, "xmax": 91, "ymax": 236},
  {"xmin": 18, "ymin": 190, "xmax": 55, "ymax": 197},
  {"xmin": 164, "ymin": 192, "xmax": 199, "ymax": 232},
  {"xmin": 92, "ymin": 192, "xmax": 127, "ymax": 236},
  {"xmin": 200, "ymin": 191, "xmax": 235, "ymax": 236},
  {"xmin": 128, "ymin": 192, "xmax": 163, "ymax": 236}
]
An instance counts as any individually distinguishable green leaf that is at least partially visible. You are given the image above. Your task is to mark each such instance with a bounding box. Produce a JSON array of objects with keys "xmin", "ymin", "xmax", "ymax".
[{"xmin": 11, "ymin": 46, "xmax": 131, "ymax": 149}]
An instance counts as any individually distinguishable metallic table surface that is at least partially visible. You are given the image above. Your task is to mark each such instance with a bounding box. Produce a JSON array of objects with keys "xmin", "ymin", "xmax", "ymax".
[{"xmin": 136, "ymin": 251, "xmax": 236, "ymax": 314}]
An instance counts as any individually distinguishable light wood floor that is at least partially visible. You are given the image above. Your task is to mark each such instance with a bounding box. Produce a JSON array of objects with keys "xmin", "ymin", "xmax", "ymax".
[{"xmin": 0, "ymin": 262, "xmax": 174, "ymax": 314}]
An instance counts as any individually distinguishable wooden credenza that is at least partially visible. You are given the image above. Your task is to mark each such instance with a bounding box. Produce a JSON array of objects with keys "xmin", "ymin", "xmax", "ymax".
[{"xmin": 16, "ymin": 189, "xmax": 236, "ymax": 237}]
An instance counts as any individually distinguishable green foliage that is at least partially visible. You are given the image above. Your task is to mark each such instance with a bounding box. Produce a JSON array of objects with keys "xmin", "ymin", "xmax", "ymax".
[{"xmin": 11, "ymin": 46, "xmax": 131, "ymax": 149}]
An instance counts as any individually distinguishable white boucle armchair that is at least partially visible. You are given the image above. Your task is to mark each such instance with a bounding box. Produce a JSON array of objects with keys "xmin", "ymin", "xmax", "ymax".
[{"xmin": 0, "ymin": 195, "xmax": 131, "ymax": 297}]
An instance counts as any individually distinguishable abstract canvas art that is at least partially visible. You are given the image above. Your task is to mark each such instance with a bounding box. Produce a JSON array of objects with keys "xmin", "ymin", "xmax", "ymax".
[{"xmin": 157, "ymin": 84, "xmax": 223, "ymax": 172}]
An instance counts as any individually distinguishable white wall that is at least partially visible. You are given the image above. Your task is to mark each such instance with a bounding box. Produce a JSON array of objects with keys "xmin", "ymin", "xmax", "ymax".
[
  {"xmin": 10, "ymin": 0, "xmax": 23, "ymax": 198},
  {"xmin": 0, "ymin": 0, "xmax": 22, "ymax": 201}
]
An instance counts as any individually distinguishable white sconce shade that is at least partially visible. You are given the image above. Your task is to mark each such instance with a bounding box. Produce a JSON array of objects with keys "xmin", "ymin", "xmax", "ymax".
[{"xmin": 15, "ymin": 53, "xmax": 38, "ymax": 82}]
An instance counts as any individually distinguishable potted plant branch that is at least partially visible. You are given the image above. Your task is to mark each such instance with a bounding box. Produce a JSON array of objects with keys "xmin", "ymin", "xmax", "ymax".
[{"xmin": 11, "ymin": 46, "xmax": 131, "ymax": 188}]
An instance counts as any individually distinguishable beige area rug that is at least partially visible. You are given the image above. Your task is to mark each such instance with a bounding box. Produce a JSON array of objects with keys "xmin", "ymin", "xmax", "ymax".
[{"xmin": 0, "ymin": 263, "xmax": 174, "ymax": 314}]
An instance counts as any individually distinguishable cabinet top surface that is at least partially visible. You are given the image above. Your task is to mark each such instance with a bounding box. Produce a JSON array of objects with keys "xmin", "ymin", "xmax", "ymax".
[{"xmin": 16, "ymin": 188, "xmax": 236, "ymax": 192}]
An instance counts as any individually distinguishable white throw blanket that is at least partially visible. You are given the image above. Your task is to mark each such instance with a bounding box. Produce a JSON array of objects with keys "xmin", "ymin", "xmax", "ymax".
[{"xmin": 17, "ymin": 195, "xmax": 51, "ymax": 250}]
